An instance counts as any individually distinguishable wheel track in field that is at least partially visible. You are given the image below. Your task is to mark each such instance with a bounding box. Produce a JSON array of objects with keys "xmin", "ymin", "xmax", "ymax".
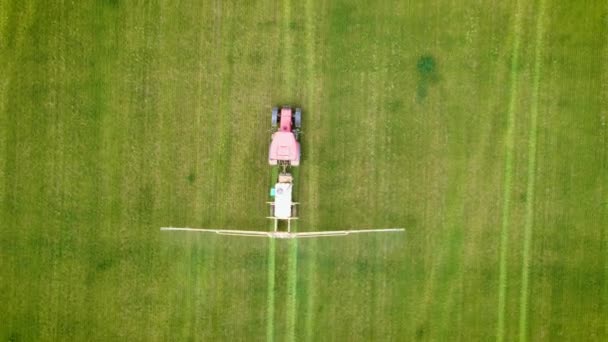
[
  {"xmin": 602, "ymin": 4, "xmax": 608, "ymax": 338},
  {"xmin": 281, "ymin": 0, "xmax": 294, "ymax": 89},
  {"xmin": 496, "ymin": 0, "xmax": 524, "ymax": 340},
  {"xmin": 266, "ymin": 167, "xmax": 280, "ymax": 342},
  {"xmin": 286, "ymin": 239, "xmax": 299, "ymax": 342},
  {"xmin": 302, "ymin": 0, "xmax": 320, "ymax": 340},
  {"xmin": 518, "ymin": 0, "xmax": 547, "ymax": 340},
  {"xmin": 281, "ymin": 1, "xmax": 298, "ymax": 341},
  {"xmin": 266, "ymin": 238, "xmax": 277, "ymax": 342}
]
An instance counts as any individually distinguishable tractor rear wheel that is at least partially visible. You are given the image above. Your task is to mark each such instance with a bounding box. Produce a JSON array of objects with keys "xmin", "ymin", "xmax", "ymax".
[
  {"xmin": 294, "ymin": 108, "xmax": 302, "ymax": 128},
  {"xmin": 271, "ymin": 107, "xmax": 278, "ymax": 127}
]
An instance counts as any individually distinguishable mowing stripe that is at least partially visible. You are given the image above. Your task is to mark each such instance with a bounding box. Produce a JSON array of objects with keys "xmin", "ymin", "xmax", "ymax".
[
  {"xmin": 266, "ymin": 238, "xmax": 277, "ymax": 342},
  {"xmin": 286, "ymin": 239, "xmax": 299, "ymax": 342},
  {"xmin": 0, "ymin": 2, "xmax": 37, "ymax": 205},
  {"xmin": 518, "ymin": 0, "xmax": 547, "ymax": 340},
  {"xmin": 603, "ymin": 9, "xmax": 608, "ymax": 339},
  {"xmin": 303, "ymin": 0, "xmax": 319, "ymax": 339},
  {"xmin": 496, "ymin": 0, "xmax": 524, "ymax": 340},
  {"xmin": 0, "ymin": 5, "xmax": 37, "ymax": 338}
]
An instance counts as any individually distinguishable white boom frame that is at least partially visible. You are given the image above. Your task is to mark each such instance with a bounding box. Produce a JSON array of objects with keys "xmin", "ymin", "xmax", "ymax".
[{"xmin": 160, "ymin": 227, "xmax": 404, "ymax": 239}]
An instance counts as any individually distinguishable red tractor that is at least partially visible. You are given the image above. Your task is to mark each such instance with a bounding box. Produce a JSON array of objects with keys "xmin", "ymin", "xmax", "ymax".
[
  {"xmin": 268, "ymin": 106, "xmax": 301, "ymax": 166},
  {"xmin": 160, "ymin": 105, "xmax": 406, "ymax": 236}
]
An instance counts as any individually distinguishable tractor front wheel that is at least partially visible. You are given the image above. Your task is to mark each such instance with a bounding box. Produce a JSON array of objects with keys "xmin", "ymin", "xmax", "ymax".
[
  {"xmin": 294, "ymin": 108, "xmax": 302, "ymax": 128},
  {"xmin": 271, "ymin": 107, "xmax": 278, "ymax": 127}
]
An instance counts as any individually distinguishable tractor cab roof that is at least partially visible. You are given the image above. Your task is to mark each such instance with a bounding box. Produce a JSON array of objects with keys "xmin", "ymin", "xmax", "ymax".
[{"xmin": 269, "ymin": 131, "xmax": 299, "ymax": 164}]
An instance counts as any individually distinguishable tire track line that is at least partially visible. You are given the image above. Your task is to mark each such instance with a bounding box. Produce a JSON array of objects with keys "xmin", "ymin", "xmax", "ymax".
[
  {"xmin": 302, "ymin": 0, "xmax": 319, "ymax": 339},
  {"xmin": 518, "ymin": 0, "xmax": 547, "ymax": 340},
  {"xmin": 280, "ymin": 1, "xmax": 300, "ymax": 341},
  {"xmin": 286, "ymin": 239, "xmax": 299, "ymax": 342},
  {"xmin": 266, "ymin": 238, "xmax": 277, "ymax": 342},
  {"xmin": 266, "ymin": 161, "xmax": 279, "ymax": 340},
  {"xmin": 282, "ymin": 0, "xmax": 294, "ymax": 91},
  {"xmin": 496, "ymin": 0, "xmax": 524, "ymax": 340},
  {"xmin": 599, "ymin": 2, "xmax": 608, "ymax": 338}
]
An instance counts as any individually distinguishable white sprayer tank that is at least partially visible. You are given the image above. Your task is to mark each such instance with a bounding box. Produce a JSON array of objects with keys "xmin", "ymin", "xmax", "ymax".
[{"xmin": 274, "ymin": 182, "xmax": 293, "ymax": 219}]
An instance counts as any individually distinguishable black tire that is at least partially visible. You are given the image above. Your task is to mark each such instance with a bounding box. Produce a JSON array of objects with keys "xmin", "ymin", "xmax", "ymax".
[
  {"xmin": 294, "ymin": 108, "xmax": 302, "ymax": 128},
  {"xmin": 271, "ymin": 107, "xmax": 278, "ymax": 127}
]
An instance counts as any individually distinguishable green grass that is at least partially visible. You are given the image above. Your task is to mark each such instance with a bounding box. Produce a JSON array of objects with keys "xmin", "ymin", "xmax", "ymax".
[{"xmin": 2, "ymin": 0, "xmax": 607, "ymax": 341}]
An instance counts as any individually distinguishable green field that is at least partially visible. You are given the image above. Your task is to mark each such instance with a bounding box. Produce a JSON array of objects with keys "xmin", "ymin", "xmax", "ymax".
[{"xmin": 2, "ymin": 0, "xmax": 607, "ymax": 340}]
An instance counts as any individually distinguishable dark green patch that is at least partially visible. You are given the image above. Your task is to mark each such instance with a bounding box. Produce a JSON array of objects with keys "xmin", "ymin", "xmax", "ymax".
[
  {"xmin": 330, "ymin": 2, "xmax": 355, "ymax": 35},
  {"xmin": 387, "ymin": 99, "xmax": 403, "ymax": 112},
  {"xmin": 7, "ymin": 331, "xmax": 19, "ymax": 342},
  {"xmin": 96, "ymin": 258, "xmax": 115, "ymax": 271},
  {"xmin": 248, "ymin": 51, "xmax": 263, "ymax": 66},
  {"xmin": 416, "ymin": 83, "xmax": 428, "ymax": 100},
  {"xmin": 257, "ymin": 20, "xmax": 277, "ymax": 29},
  {"xmin": 416, "ymin": 55, "xmax": 439, "ymax": 101},
  {"xmin": 355, "ymin": 259, "xmax": 369, "ymax": 273},
  {"xmin": 104, "ymin": 0, "xmax": 120, "ymax": 8},
  {"xmin": 289, "ymin": 21, "xmax": 302, "ymax": 31},
  {"xmin": 415, "ymin": 324, "xmax": 426, "ymax": 339},
  {"xmin": 403, "ymin": 214, "xmax": 418, "ymax": 228},
  {"xmin": 187, "ymin": 171, "xmax": 196, "ymax": 184},
  {"xmin": 519, "ymin": 191, "xmax": 527, "ymax": 203},
  {"xmin": 417, "ymin": 55, "xmax": 436, "ymax": 76}
]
